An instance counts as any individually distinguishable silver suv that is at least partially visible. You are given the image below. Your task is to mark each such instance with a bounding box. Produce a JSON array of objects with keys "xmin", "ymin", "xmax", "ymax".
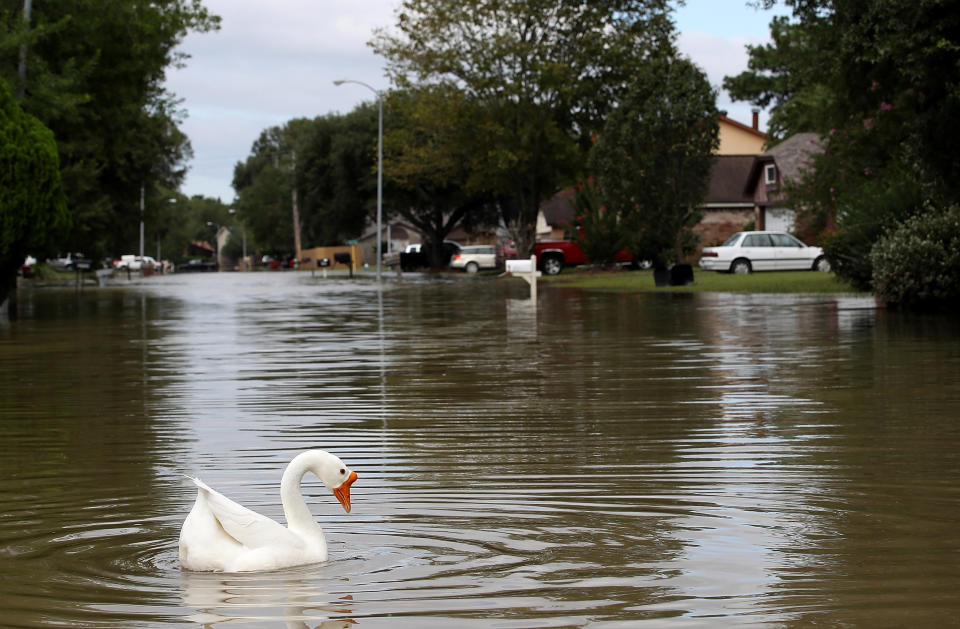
[{"xmin": 449, "ymin": 245, "xmax": 498, "ymax": 273}]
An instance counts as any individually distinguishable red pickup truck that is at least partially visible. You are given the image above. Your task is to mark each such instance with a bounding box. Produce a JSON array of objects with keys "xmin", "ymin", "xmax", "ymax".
[{"xmin": 532, "ymin": 240, "xmax": 636, "ymax": 275}]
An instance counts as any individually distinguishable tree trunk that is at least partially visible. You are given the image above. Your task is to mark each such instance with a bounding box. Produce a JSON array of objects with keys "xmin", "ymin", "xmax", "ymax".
[{"xmin": 2, "ymin": 273, "xmax": 19, "ymax": 321}]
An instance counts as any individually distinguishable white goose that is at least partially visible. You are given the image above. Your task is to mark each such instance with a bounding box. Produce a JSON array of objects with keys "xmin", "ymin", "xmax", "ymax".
[{"xmin": 179, "ymin": 450, "xmax": 358, "ymax": 572}]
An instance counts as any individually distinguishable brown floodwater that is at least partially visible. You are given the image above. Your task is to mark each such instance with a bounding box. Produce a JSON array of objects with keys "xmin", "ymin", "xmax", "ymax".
[{"xmin": 1, "ymin": 272, "xmax": 959, "ymax": 627}]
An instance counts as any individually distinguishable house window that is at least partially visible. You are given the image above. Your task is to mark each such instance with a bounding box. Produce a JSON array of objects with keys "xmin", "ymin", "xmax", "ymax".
[{"xmin": 764, "ymin": 163, "xmax": 777, "ymax": 185}]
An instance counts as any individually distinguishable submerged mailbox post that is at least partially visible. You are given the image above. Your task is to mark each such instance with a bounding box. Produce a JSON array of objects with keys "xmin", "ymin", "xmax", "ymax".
[
  {"xmin": 505, "ymin": 255, "xmax": 540, "ymax": 305},
  {"xmin": 334, "ymin": 252, "xmax": 352, "ymax": 278},
  {"xmin": 317, "ymin": 257, "xmax": 330, "ymax": 278}
]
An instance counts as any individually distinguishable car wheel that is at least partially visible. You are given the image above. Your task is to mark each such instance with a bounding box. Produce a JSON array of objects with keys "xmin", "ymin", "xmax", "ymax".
[
  {"xmin": 541, "ymin": 255, "xmax": 564, "ymax": 276},
  {"xmin": 813, "ymin": 255, "xmax": 831, "ymax": 272},
  {"xmin": 465, "ymin": 261, "xmax": 479, "ymax": 274},
  {"xmin": 730, "ymin": 258, "xmax": 752, "ymax": 274}
]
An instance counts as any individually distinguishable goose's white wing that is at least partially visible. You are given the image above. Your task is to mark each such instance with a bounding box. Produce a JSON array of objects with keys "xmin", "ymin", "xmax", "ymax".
[{"xmin": 190, "ymin": 477, "xmax": 305, "ymax": 551}]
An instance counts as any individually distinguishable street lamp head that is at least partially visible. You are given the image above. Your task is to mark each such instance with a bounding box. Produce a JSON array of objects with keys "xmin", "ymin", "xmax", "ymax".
[{"xmin": 333, "ymin": 79, "xmax": 346, "ymax": 86}]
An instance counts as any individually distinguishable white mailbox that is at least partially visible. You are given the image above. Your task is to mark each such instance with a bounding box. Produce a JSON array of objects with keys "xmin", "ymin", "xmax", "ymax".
[
  {"xmin": 506, "ymin": 258, "xmax": 533, "ymax": 274},
  {"xmin": 505, "ymin": 255, "xmax": 540, "ymax": 305}
]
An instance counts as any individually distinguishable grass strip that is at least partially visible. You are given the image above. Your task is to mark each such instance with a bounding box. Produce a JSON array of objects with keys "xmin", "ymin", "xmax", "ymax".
[{"xmin": 543, "ymin": 268, "xmax": 865, "ymax": 294}]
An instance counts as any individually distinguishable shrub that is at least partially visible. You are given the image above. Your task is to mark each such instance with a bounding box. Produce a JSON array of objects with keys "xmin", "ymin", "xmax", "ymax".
[{"xmin": 870, "ymin": 207, "xmax": 960, "ymax": 310}]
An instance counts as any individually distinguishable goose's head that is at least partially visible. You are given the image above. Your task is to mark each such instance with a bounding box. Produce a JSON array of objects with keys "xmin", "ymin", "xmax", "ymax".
[{"xmin": 310, "ymin": 451, "xmax": 358, "ymax": 513}]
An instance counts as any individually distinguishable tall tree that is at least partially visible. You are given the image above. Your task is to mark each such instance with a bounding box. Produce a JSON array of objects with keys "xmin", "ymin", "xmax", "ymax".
[
  {"xmin": 371, "ymin": 0, "xmax": 677, "ymax": 256},
  {"xmin": 233, "ymin": 108, "xmax": 380, "ymax": 256},
  {"xmin": 591, "ymin": 54, "xmax": 719, "ymax": 265},
  {"xmin": 730, "ymin": 0, "xmax": 960, "ymax": 295},
  {"xmin": 382, "ymin": 84, "xmax": 498, "ymax": 265},
  {"xmin": 232, "ymin": 125, "xmax": 298, "ymax": 256},
  {"xmin": 0, "ymin": 78, "xmax": 69, "ymax": 317},
  {"xmin": 298, "ymin": 105, "xmax": 379, "ymax": 247},
  {"xmin": 722, "ymin": 15, "xmax": 836, "ymax": 141},
  {"xmin": 0, "ymin": 0, "xmax": 219, "ymax": 261}
]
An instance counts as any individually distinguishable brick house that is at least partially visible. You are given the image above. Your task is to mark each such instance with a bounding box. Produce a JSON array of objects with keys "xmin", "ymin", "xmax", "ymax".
[
  {"xmin": 526, "ymin": 115, "xmax": 830, "ymax": 259},
  {"xmin": 744, "ymin": 133, "xmax": 825, "ymax": 237},
  {"xmin": 694, "ymin": 129, "xmax": 826, "ymax": 255}
]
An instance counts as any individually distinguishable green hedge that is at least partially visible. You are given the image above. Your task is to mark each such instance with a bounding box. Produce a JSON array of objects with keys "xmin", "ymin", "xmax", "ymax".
[{"xmin": 870, "ymin": 207, "xmax": 960, "ymax": 310}]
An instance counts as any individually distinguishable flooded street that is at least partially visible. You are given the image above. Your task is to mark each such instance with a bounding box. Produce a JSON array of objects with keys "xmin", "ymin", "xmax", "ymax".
[{"xmin": 2, "ymin": 272, "xmax": 959, "ymax": 627}]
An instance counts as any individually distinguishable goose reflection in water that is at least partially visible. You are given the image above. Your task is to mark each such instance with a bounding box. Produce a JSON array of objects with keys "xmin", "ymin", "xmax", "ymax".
[{"xmin": 180, "ymin": 571, "xmax": 357, "ymax": 627}]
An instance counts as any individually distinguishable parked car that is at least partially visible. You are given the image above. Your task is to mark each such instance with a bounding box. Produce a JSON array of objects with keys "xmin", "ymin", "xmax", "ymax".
[
  {"xmin": 177, "ymin": 258, "xmax": 218, "ymax": 272},
  {"xmin": 534, "ymin": 239, "xmax": 637, "ymax": 275},
  {"xmin": 699, "ymin": 231, "xmax": 830, "ymax": 273},
  {"xmin": 450, "ymin": 245, "xmax": 498, "ymax": 273},
  {"xmin": 114, "ymin": 255, "xmax": 156, "ymax": 271},
  {"xmin": 47, "ymin": 252, "xmax": 90, "ymax": 271},
  {"xmin": 400, "ymin": 240, "xmax": 461, "ymax": 271}
]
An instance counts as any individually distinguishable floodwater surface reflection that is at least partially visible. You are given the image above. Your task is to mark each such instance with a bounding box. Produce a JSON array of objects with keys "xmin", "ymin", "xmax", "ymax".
[{"xmin": 1, "ymin": 273, "xmax": 959, "ymax": 627}]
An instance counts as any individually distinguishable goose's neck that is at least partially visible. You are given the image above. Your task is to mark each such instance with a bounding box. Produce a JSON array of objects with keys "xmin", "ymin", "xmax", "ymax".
[{"xmin": 280, "ymin": 453, "xmax": 318, "ymax": 532}]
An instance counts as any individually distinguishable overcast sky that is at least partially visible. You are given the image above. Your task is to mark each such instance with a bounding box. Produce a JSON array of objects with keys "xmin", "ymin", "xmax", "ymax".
[{"xmin": 164, "ymin": 0, "xmax": 791, "ymax": 202}]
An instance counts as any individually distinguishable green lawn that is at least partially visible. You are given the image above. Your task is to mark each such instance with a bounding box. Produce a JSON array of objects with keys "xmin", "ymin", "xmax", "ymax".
[{"xmin": 543, "ymin": 267, "xmax": 865, "ymax": 294}]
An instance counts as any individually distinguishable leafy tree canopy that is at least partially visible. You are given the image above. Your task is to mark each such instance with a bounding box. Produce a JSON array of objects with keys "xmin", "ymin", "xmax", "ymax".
[
  {"xmin": 0, "ymin": 0, "xmax": 220, "ymax": 261},
  {"xmin": 370, "ymin": 0, "xmax": 678, "ymax": 256},
  {"xmin": 591, "ymin": 53, "xmax": 718, "ymax": 265},
  {"xmin": 383, "ymin": 84, "xmax": 499, "ymax": 266},
  {"xmin": 0, "ymin": 78, "xmax": 69, "ymax": 314},
  {"xmin": 728, "ymin": 0, "xmax": 960, "ymax": 301},
  {"xmin": 232, "ymin": 107, "xmax": 380, "ymax": 256}
]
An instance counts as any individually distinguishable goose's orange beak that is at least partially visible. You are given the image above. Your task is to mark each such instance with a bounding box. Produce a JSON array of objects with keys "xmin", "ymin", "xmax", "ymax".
[{"xmin": 333, "ymin": 470, "xmax": 358, "ymax": 513}]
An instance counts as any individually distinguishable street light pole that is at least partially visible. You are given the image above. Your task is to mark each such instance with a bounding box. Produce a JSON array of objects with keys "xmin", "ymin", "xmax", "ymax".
[
  {"xmin": 206, "ymin": 221, "xmax": 222, "ymax": 271},
  {"xmin": 228, "ymin": 208, "xmax": 247, "ymax": 271},
  {"xmin": 334, "ymin": 78, "xmax": 383, "ymax": 282},
  {"xmin": 139, "ymin": 184, "xmax": 145, "ymax": 259}
]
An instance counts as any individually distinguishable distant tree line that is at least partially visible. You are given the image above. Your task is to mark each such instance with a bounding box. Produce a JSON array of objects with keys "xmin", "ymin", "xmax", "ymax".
[{"xmin": 0, "ymin": 0, "xmax": 222, "ymax": 315}]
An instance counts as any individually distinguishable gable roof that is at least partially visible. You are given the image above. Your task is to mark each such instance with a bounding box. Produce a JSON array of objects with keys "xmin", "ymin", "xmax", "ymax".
[
  {"xmin": 703, "ymin": 155, "xmax": 756, "ymax": 205},
  {"xmin": 718, "ymin": 114, "xmax": 767, "ymax": 140},
  {"xmin": 540, "ymin": 188, "xmax": 576, "ymax": 227},
  {"xmin": 766, "ymin": 132, "xmax": 824, "ymax": 182},
  {"xmin": 747, "ymin": 133, "xmax": 825, "ymax": 192}
]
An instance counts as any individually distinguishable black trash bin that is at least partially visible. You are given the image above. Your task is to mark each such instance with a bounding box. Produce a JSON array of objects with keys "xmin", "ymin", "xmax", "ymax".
[
  {"xmin": 669, "ymin": 264, "xmax": 694, "ymax": 286},
  {"xmin": 653, "ymin": 265, "xmax": 670, "ymax": 287}
]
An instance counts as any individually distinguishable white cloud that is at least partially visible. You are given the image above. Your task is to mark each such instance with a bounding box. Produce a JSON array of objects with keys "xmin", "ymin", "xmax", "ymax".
[
  {"xmin": 165, "ymin": 0, "xmax": 398, "ymax": 200},
  {"xmin": 167, "ymin": 1, "xmax": 782, "ymax": 201},
  {"xmin": 677, "ymin": 30, "xmax": 770, "ymax": 127}
]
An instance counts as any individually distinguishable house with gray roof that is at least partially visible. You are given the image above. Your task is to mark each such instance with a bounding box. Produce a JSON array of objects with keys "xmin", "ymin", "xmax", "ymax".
[
  {"xmin": 745, "ymin": 133, "xmax": 824, "ymax": 235},
  {"xmin": 694, "ymin": 132, "xmax": 825, "ymax": 252}
]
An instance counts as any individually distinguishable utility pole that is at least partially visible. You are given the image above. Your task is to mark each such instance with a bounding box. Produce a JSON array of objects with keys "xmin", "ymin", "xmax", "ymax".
[
  {"xmin": 139, "ymin": 185, "xmax": 145, "ymax": 258},
  {"xmin": 17, "ymin": 0, "xmax": 32, "ymax": 99},
  {"xmin": 291, "ymin": 150, "xmax": 302, "ymax": 262}
]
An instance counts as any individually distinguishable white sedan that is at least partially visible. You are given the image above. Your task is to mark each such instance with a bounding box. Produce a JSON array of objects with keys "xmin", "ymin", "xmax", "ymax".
[{"xmin": 699, "ymin": 231, "xmax": 830, "ymax": 274}]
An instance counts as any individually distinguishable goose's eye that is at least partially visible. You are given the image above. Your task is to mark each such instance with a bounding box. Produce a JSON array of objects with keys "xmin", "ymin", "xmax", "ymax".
[{"xmin": 340, "ymin": 468, "xmax": 346, "ymax": 475}]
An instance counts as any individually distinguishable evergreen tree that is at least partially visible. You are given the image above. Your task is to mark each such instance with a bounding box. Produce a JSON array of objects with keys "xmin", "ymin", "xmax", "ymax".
[{"xmin": 0, "ymin": 79, "xmax": 69, "ymax": 317}]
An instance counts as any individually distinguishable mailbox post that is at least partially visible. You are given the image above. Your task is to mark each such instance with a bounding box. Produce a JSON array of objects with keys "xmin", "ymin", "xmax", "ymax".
[
  {"xmin": 505, "ymin": 255, "xmax": 540, "ymax": 305},
  {"xmin": 334, "ymin": 252, "xmax": 352, "ymax": 278}
]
